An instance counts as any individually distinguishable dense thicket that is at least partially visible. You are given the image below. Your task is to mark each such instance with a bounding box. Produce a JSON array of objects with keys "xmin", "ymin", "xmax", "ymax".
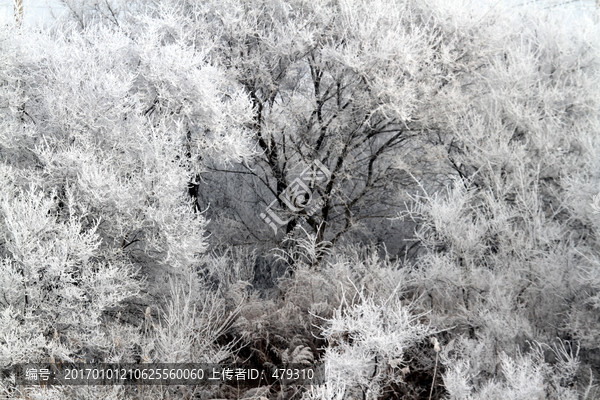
[{"xmin": 0, "ymin": 1, "xmax": 598, "ymax": 399}]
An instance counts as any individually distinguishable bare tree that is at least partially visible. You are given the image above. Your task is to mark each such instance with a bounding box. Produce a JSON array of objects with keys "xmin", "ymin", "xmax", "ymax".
[{"xmin": 152, "ymin": 0, "xmax": 486, "ymax": 260}]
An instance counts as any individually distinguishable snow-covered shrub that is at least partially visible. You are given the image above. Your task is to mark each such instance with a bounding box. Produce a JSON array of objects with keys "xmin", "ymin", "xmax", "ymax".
[
  {"xmin": 442, "ymin": 339, "xmax": 583, "ymax": 400},
  {"xmin": 305, "ymin": 289, "xmax": 432, "ymax": 399}
]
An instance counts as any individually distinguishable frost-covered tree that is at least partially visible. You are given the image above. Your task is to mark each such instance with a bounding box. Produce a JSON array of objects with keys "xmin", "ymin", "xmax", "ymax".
[
  {"xmin": 56, "ymin": 0, "xmax": 137, "ymax": 29},
  {"xmin": 0, "ymin": 10, "xmax": 253, "ymax": 398},
  {"xmin": 140, "ymin": 0, "xmax": 486, "ymax": 256},
  {"xmin": 396, "ymin": 1, "xmax": 600, "ymax": 397}
]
